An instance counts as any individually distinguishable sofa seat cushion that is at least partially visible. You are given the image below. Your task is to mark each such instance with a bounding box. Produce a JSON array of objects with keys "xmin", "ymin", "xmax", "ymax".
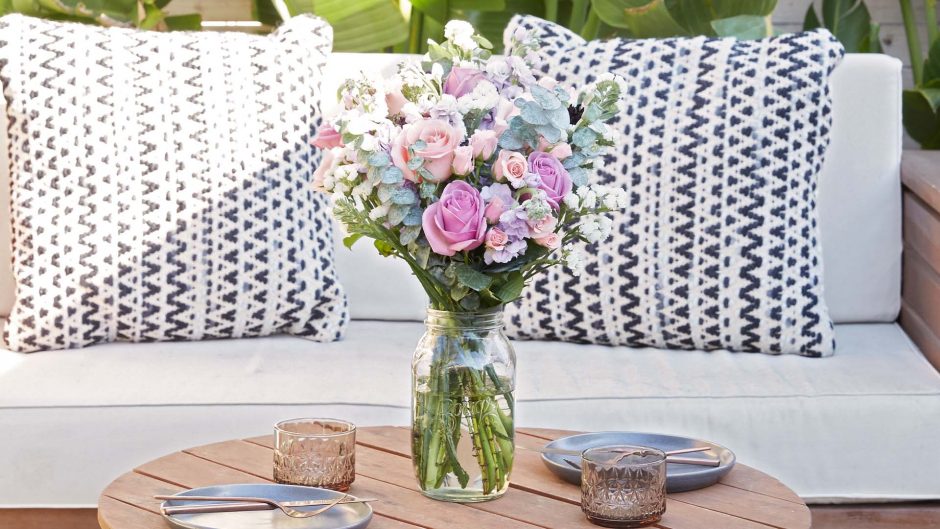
[{"xmin": 0, "ymin": 322, "xmax": 938, "ymax": 505}]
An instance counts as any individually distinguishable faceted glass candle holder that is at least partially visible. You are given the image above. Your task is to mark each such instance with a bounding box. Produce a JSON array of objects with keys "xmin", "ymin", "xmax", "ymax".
[
  {"xmin": 273, "ymin": 418, "xmax": 356, "ymax": 491},
  {"xmin": 580, "ymin": 445, "xmax": 667, "ymax": 528}
]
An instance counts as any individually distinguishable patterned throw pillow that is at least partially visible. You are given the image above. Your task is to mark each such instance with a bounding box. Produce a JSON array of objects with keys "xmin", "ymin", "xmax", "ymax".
[
  {"xmin": 0, "ymin": 14, "xmax": 348, "ymax": 352},
  {"xmin": 503, "ymin": 16, "xmax": 843, "ymax": 356}
]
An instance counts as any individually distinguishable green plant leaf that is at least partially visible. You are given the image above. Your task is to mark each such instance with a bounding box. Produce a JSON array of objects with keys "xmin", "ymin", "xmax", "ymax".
[
  {"xmin": 902, "ymin": 88, "xmax": 940, "ymax": 149},
  {"xmin": 343, "ymin": 233, "xmax": 364, "ymax": 249},
  {"xmin": 494, "ymin": 271, "xmax": 525, "ymax": 303},
  {"xmin": 455, "ymin": 263, "xmax": 493, "ymax": 292},
  {"xmin": 462, "ymin": 0, "xmax": 544, "ymax": 53},
  {"xmin": 803, "ymin": 4, "xmax": 821, "ymax": 30},
  {"xmin": 863, "ymin": 21, "xmax": 882, "ymax": 53},
  {"xmin": 665, "ymin": 0, "xmax": 776, "ymax": 36},
  {"xmin": 809, "ymin": 0, "xmax": 876, "ymax": 53},
  {"xmin": 711, "ymin": 15, "xmax": 771, "ymax": 40},
  {"xmin": 164, "ymin": 13, "xmax": 202, "ymax": 31},
  {"xmin": 259, "ymin": 0, "xmax": 409, "ymax": 51},
  {"xmin": 924, "ymin": 38, "xmax": 940, "ymax": 85},
  {"xmin": 411, "ymin": 0, "xmax": 505, "ymax": 23},
  {"xmin": 31, "ymin": 0, "xmax": 138, "ymax": 24},
  {"xmin": 592, "ymin": 0, "xmax": 686, "ymax": 36},
  {"xmin": 374, "ymin": 239, "xmax": 395, "ymax": 257}
]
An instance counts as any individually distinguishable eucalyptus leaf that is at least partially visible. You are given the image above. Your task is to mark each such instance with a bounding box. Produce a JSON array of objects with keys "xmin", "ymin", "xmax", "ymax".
[
  {"xmin": 400, "ymin": 225, "xmax": 421, "ymax": 246},
  {"xmin": 572, "ymin": 127, "xmax": 597, "ymax": 149},
  {"xmin": 495, "ymin": 271, "xmax": 525, "ymax": 303},
  {"xmin": 407, "ymin": 157, "xmax": 425, "ymax": 170},
  {"xmin": 568, "ymin": 166, "xmax": 590, "ymax": 186},
  {"xmin": 450, "ymin": 283, "xmax": 470, "ymax": 301},
  {"xmin": 521, "ymin": 101, "xmax": 551, "ymax": 125},
  {"xmin": 382, "ymin": 166, "xmax": 404, "ymax": 184},
  {"xmin": 391, "ymin": 188, "xmax": 417, "ymax": 205},
  {"xmin": 369, "ymin": 151, "xmax": 390, "ymax": 167},
  {"xmin": 459, "ymin": 292, "xmax": 481, "ymax": 310},
  {"xmin": 389, "ymin": 204, "xmax": 411, "ymax": 225},
  {"xmin": 531, "ymin": 85, "xmax": 561, "ymax": 110},
  {"xmin": 403, "ymin": 207, "xmax": 424, "ymax": 226},
  {"xmin": 455, "ymin": 263, "xmax": 493, "ymax": 291},
  {"xmin": 499, "ymin": 129, "xmax": 525, "ymax": 150}
]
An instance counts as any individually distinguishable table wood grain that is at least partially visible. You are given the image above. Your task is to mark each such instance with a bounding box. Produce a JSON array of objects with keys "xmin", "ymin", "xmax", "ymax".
[{"xmin": 98, "ymin": 427, "xmax": 811, "ymax": 529}]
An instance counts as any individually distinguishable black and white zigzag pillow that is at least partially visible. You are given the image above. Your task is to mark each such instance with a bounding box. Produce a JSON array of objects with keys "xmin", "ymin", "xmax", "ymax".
[
  {"xmin": 0, "ymin": 14, "xmax": 348, "ymax": 352},
  {"xmin": 504, "ymin": 16, "xmax": 842, "ymax": 356}
]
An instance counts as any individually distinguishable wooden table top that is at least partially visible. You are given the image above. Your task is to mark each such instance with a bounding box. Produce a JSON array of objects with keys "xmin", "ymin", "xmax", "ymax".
[{"xmin": 98, "ymin": 426, "xmax": 811, "ymax": 529}]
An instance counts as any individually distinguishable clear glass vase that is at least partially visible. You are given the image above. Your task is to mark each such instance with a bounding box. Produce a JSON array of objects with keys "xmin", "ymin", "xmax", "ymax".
[{"xmin": 411, "ymin": 307, "xmax": 516, "ymax": 502}]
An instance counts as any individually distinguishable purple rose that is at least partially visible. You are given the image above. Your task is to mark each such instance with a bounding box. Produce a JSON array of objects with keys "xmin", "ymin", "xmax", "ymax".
[
  {"xmin": 528, "ymin": 151, "xmax": 572, "ymax": 209},
  {"xmin": 443, "ymin": 67, "xmax": 486, "ymax": 98},
  {"xmin": 422, "ymin": 181, "xmax": 486, "ymax": 256}
]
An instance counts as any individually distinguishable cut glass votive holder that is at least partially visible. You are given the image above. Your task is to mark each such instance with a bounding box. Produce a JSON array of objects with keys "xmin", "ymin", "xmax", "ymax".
[
  {"xmin": 580, "ymin": 445, "xmax": 667, "ymax": 528},
  {"xmin": 273, "ymin": 418, "xmax": 356, "ymax": 491}
]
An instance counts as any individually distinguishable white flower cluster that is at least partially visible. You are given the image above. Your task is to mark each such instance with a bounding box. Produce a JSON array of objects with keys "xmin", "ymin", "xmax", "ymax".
[
  {"xmin": 564, "ymin": 185, "xmax": 629, "ymax": 211},
  {"xmin": 562, "ymin": 249, "xmax": 585, "ymax": 276},
  {"xmin": 444, "ymin": 20, "xmax": 477, "ymax": 51},
  {"xmin": 457, "ymin": 80, "xmax": 499, "ymax": 114},
  {"xmin": 578, "ymin": 215, "xmax": 614, "ymax": 244}
]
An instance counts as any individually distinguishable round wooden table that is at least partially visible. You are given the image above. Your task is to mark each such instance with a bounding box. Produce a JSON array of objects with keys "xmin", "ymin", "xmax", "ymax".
[{"xmin": 98, "ymin": 426, "xmax": 811, "ymax": 529}]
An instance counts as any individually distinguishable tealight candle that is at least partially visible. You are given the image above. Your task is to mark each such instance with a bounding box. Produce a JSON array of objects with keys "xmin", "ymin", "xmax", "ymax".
[{"xmin": 580, "ymin": 445, "xmax": 667, "ymax": 528}]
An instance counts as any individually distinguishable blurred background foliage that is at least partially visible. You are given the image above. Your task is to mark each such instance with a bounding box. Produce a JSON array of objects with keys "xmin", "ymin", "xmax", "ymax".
[{"xmin": 0, "ymin": 0, "xmax": 935, "ymax": 150}]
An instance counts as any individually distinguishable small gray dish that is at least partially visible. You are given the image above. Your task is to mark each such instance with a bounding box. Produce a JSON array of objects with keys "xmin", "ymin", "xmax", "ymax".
[
  {"xmin": 541, "ymin": 432, "xmax": 735, "ymax": 493},
  {"xmin": 161, "ymin": 483, "xmax": 373, "ymax": 529}
]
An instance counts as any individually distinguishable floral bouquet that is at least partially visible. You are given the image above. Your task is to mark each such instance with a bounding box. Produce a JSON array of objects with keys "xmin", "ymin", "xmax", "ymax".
[{"xmin": 311, "ymin": 20, "xmax": 627, "ymax": 501}]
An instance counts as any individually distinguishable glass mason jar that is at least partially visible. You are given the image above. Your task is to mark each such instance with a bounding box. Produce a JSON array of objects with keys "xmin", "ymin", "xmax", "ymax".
[{"xmin": 411, "ymin": 307, "xmax": 516, "ymax": 502}]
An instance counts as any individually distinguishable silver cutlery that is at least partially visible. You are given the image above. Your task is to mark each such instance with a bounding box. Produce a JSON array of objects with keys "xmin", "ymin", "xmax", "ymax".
[
  {"xmin": 156, "ymin": 493, "xmax": 375, "ymax": 518},
  {"xmin": 530, "ymin": 445, "xmax": 713, "ymax": 457},
  {"xmin": 562, "ymin": 455, "xmax": 720, "ymax": 469}
]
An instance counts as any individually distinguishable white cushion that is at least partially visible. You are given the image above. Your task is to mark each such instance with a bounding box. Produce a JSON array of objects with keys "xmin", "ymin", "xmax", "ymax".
[
  {"xmin": 0, "ymin": 52, "xmax": 903, "ymax": 324},
  {"xmin": 1, "ymin": 321, "xmax": 938, "ymax": 505},
  {"xmin": 819, "ymin": 53, "xmax": 902, "ymax": 322}
]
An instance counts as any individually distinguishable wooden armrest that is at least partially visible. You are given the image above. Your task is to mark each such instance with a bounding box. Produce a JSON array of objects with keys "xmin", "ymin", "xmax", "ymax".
[
  {"xmin": 902, "ymin": 150, "xmax": 940, "ymax": 209},
  {"xmin": 900, "ymin": 150, "xmax": 940, "ymax": 372}
]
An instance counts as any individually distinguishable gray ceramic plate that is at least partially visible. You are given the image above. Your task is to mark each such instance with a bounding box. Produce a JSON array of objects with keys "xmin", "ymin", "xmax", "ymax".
[
  {"xmin": 541, "ymin": 432, "xmax": 735, "ymax": 493},
  {"xmin": 161, "ymin": 484, "xmax": 373, "ymax": 529}
]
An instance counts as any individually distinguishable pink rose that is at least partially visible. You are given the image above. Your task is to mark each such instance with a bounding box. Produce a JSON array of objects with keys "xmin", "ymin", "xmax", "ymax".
[
  {"xmin": 386, "ymin": 85, "xmax": 408, "ymax": 116},
  {"xmin": 493, "ymin": 150, "xmax": 528, "ymax": 185},
  {"xmin": 534, "ymin": 232, "xmax": 560, "ymax": 249},
  {"xmin": 550, "ymin": 142, "xmax": 572, "ymax": 160},
  {"xmin": 312, "ymin": 149, "xmax": 336, "ymax": 192},
  {"xmin": 470, "ymin": 129, "xmax": 498, "ymax": 160},
  {"xmin": 485, "ymin": 228, "xmax": 509, "ymax": 250},
  {"xmin": 422, "ymin": 180, "xmax": 486, "ymax": 256},
  {"xmin": 528, "ymin": 215, "xmax": 558, "ymax": 238},
  {"xmin": 452, "ymin": 145, "xmax": 473, "ymax": 175},
  {"xmin": 528, "ymin": 151, "xmax": 572, "ymax": 209},
  {"xmin": 312, "ymin": 125, "xmax": 343, "ymax": 149},
  {"xmin": 390, "ymin": 119, "xmax": 460, "ymax": 183},
  {"xmin": 443, "ymin": 67, "xmax": 486, "ymax": 98}
]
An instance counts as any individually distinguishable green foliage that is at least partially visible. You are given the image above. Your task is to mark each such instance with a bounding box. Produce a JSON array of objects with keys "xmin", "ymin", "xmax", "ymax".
[
  {"xmin": 802, "ymin": 0, "xmax": 882, "ymax": 53},
  {"xmin": 0, "ymin": 0, "xmax": 200, "ymax": 29},
  {"xmin": 899, "ymin": 0, "xmax": 940, "ymax": 149},
  {"xmin": 594, "ymin": 0, "xmax": 776, "ymax": 39},
  {"xmin": 255, "ymin": 0, "xmax": 409, "ymax": 51}
]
